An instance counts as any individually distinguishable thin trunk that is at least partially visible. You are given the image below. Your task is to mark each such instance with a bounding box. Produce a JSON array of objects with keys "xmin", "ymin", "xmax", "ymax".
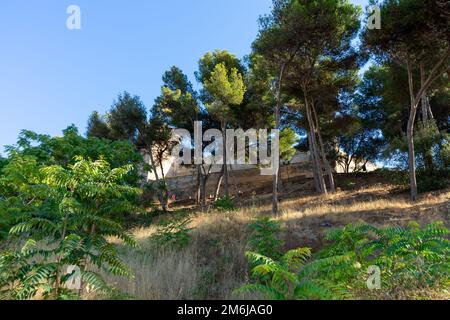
[
  {"xmin": 304, "ymin": 89, "xmax": 327, "ymax": 194},
  {"xmin": 407, "ymin": 61, "xmax": 419, "ymax": 202},
  {"xmin": 136, "ymin": 126, "xmax": 168, "ymax": 212},
  {"xmin": 222, "ymin": 122, "xmax": 229, "ymax": 198},
  {"xmin": 149, "ymin": 151, "xmax": 167, "ymax": 212},
  {"xmin": 200, "ymin": 165, "xmax": 211, "ymax": 210},
  {"xmin": 229, "ymin": 165, "xmax": 240, "ymax": 202},
  {"xmin": 309, "ymin": 126, "xmax": 326, "ymax": 193},
  {"xmin": 200, "ymin": 174, "xmax": 206, "ymax": 211},
  {"xmin": 158, "ymin": 159, "xmax": 169, "ymax": 208},
  {"xmin": 278, "ymin": 169, "xmax": 284, "ymax": 193},
  {"xmin": 427, "ymin": 101, "xmax": 435, "ymax": 121},
  {"xmin": 311, "ymin": 101, "xmax": 335, "ymax": 193},
  {"xmin": 420, "ymin": 64, "xmax": 429, "ymax": 123},
  {"xmin": 308, "ymin": 132, "xmax": 321, "ymax": 192},
  {"xmin": 79, "ymin": 223, "xmax": 96, "ymax": 297},
  {"xmin": 196, "ymin": 165, "xmax": 201, "ymax": 205},
  {"xmin": 214, "ymin": 167, "xmax": 224, "ymax": 201},
  {"xmin": 159, "ymin": 159, "xmax": 166, "ymax": 181},
  {"xmin": 54, "ymin": 218, "xmax": 68, "ymax": 299},
  {"xmin": 273, "ymin": 63, "xmax": 287, "ymax": 214},
  {"xmin": 420, "ymin": 63, "xmax": 435, "ymax": 172}
]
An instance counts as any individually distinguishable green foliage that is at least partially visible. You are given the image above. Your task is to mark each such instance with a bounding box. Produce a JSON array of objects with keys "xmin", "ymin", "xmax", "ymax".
[
  {"xmin": 153, "ymin": 66, "xmax": 200, "ymax": 132},
  {"xmin": 0, "ymin": 157, "xmax": 7, "ymax": 173},
  {"xmin": 320, "ymin": 221, "xmax": 450, "ymax": 291},
  {"xmin": 0, "ymin": 155, "xmax": 45, "ymax": 242},
  {"xmin": 86, "ymin": 92, "xmax": 173, "ymax": 211},
  {"xmin": 196, "ymin": 50, "xmax": 245, "ymax": 86},
  {"xmin": 213, "ymin": 196, "xmax": 238, "ymax": 212},
  {"xmin": 0, "ymin": 157, "xmax": 140, "ymax": 300},
  {"xmin": 5, "ymin": 126, "xmax": 144, "ymax": 186},
  {"xmin": 279, "ymin": 128, "xmax": 299, "ymax": 163},
  {"xmin": 236, "ymin": 248, "xmax": 340, "ymax": 300},
  {"xmin": 381, "ymin": 167, "xmax": 450, "ymax": 193},
  {"xmin": 239, "ymin": 221, "xmax": 450, "ymax": 300},
  {"xmin": 247, "ymin": 218, "xmax": 283, "ymax": 260},
  {"xmin": 203, "ymin": 63, "xmax": 246, "ymax": 124},
  {"xmin": 416, "ymin": 169, "xmax": 450, "ymax": 193},
  {"xmin": 150, "ymin": 214, "xmax": 193, "ymax": 250},
  {"xmin": 87, "ymin": 112, "xmax": 111, "ymax": 140}
]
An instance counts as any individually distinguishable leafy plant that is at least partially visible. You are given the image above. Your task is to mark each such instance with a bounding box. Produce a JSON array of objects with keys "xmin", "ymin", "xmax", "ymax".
[
  {"xmin": 360, "ymin": 222, "xmax": 450, "ymax": 289},
  {"xmin": 213, "ymin": 196, "xmax": 237, "ymax": 212},
  {"xmin": 150, "ymin": 216, "xmax": 193, "ymax": 250},
  {"xmin": 319, "ymin": 221, "xmax": 450, "ymax": 293},
  {"xmin": 247, "ymin": 218, "xmax": 283, "ymax": 260},
  {"xmin": 236, "ymin": 249, "xmax": 339, "ymax": 300},
  {"xmin": 0, "ymin": 156, "xmax": 140, "ymax": 300}
]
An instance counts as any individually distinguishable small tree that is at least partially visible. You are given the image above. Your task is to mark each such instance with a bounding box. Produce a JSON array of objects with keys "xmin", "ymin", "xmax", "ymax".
[
  {"xmin": 0, "ymin": 156, "xmax": 139, "ymax": 300},
  {"xmin": 202, "ymin": 60, "xmax": 246, "ymax": 198},
  {"xmin": 87, "ymin": 92, "xmax": 168, "ymax": 211}
]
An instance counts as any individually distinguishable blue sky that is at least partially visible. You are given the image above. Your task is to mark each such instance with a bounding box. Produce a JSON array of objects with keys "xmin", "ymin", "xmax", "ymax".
[{"xmin": 0, "ymin": 0, "xmax": 369, "ymax": 155}]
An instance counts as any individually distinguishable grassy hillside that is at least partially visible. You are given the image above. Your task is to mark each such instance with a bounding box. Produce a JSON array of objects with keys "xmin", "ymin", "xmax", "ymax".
[{"xmin": 104, "ymin": 184, "xmax": 450, "ymax": 300}]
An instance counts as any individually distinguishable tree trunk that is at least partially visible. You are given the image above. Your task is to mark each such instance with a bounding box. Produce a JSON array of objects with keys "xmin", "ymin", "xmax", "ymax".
[
  {"xmin": 196, "ymin": 165, "xmax": 201, "ymax": 205},
  {"xmin": 407, "ymin": 121, "xmax": 418, "ymax": 202},
  {"xmin": 148, "ymin": 151, "xmax": 167, "ymax": 211},
  {"xmin": 304, "ymin": 89, "xmax": 327, "ymax": 194},
  {"xmin": 420, "ymin": 64, "xmax": 429, "ymax": 123},
  {"xmin": 420, "ymin": 63, "xmax": 435, "ymax": 173},
  {"xmin": 214, "ymin": 167, "xmax": 224, "ymax": 201},
  {"xmin": 229, "ymin": 165, "xmax": 240, "ymax": 202},
  {"xmin": 272, "ymin": 63, "xmax": 286, "ymax": 215},
  {"xmin": 200, "ymin": 175, "xmax": 207, "ymax": 211},
  {"xmin": 308, "ymin": 132, "xmax": 321, "ymax": 192},
  {"xmin": 311, "ymin": 102, "xmax": 335, "ymax": 193},
  {"xmin": 159, "ymin": 160, "xmax": 166, "ymax": 181},
  {"xmin": 222, "ymin": 122, "xmax": 229, "ymax": 198},
  {"xmin": 407, "ymin": 62, "xmax": 419, "ymax": 202},
  {"xmin": 200, "ymin": 165, "xmax": 211, "ymax": 210},
  {"xmin": 278, "ymin": 169, "xmax": 284, "ymax": 193},
  {"xmin": 309, "ymin": 126, "xmax": 326, "ymax": 194}
]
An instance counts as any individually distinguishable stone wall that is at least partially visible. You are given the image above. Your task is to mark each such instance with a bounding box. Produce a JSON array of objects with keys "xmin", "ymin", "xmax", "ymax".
[{"xmin": 165, "ymin": 162, "xmax": 313, "ymax": 201}]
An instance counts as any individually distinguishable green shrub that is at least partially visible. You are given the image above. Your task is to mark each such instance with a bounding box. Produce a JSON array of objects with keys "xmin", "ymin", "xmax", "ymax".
[
  {"xmin": 0, "ymin": 157, "xmax": 139, "ymax": 300},
  {"xmin": 319, "ymin": 221, "xmax": 450, "ymax": 292},
  {"xmin": 236, "ymin": 249, "xmax": 349, "ymax": 300},
  {"xmin": 239, "ymin": 221, "xmax": 450, "ymax": 300},
  {"xmin": 247, "ymin": 218, "xmax": 283, "ymax": 260},
  {"xmin": 416, "ymin": 169, "xmax": 450, "ymax": 193},
  {"xmin": 381, "ymin": 168, "xmax": 450, "ymax": 193},
  {"xmin": 213, "ymin": 196, "xmax": 237, "ymax": 212},
  {"xmin": 150, "ymin": 216, "xmax": 193, "ymax": 250}
]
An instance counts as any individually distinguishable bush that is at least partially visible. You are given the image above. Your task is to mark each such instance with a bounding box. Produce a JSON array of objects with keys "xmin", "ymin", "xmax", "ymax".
[
  {"xmin": 381, "ymin": 168, "xmax": 450, "ymax": 193},
  {"xmin": 247, "ymin": 218, "xmax": 283, "ymax": 260},
  {"xmin": 236, "ymin": 249, "xmax": 350, "ymax": 300},
  {"xmin": 319, "ymin": 221, "xmax": 450, "ymax": 293},
  {"xmin": 0, "ymin": 157, "xmax": 140, "ymax": 300},
  {"xmin": 150, "ymin": 215, "xmax": 193, "ymax": 250},
  {"xmin": 417, "ymin": 169, "xmax": 450, "ymax": 193},
  {"xmin": 213, "ymin": 196, "xmax": 237, "ymax": 212},
  {"xmin": 238, "ymin": 221, "xmax": 450, "ymax": 300}
]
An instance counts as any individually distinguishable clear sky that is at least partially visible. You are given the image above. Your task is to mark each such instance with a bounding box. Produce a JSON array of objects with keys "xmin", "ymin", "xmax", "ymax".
[{"xmin": 0, "ymin": 0, "xmax": 369, "ymax": 155}]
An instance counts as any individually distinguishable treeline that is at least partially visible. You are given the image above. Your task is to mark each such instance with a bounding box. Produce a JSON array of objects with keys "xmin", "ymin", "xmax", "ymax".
[
  {"xmin": 84, "ymin": 0, "xmax": 449, "ymax": 213},
  {"xmin": 1, "ymin": 0, "xmax": 449, "ymax": 215}
]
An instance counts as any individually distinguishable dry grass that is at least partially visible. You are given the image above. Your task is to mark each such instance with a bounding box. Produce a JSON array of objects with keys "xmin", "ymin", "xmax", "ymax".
[
  {"xmin": 106, "ymin": 210, "xmax": 256, "ymax": 300},
  {"xmin": 106, "ymin": 186, "xmax": 450, "ymax": 300}
]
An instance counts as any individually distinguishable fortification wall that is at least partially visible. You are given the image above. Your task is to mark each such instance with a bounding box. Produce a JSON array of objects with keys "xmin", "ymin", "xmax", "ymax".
[{"xmin": 165, "ymin": 162, "xmax": 313, "ymax": 201}]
